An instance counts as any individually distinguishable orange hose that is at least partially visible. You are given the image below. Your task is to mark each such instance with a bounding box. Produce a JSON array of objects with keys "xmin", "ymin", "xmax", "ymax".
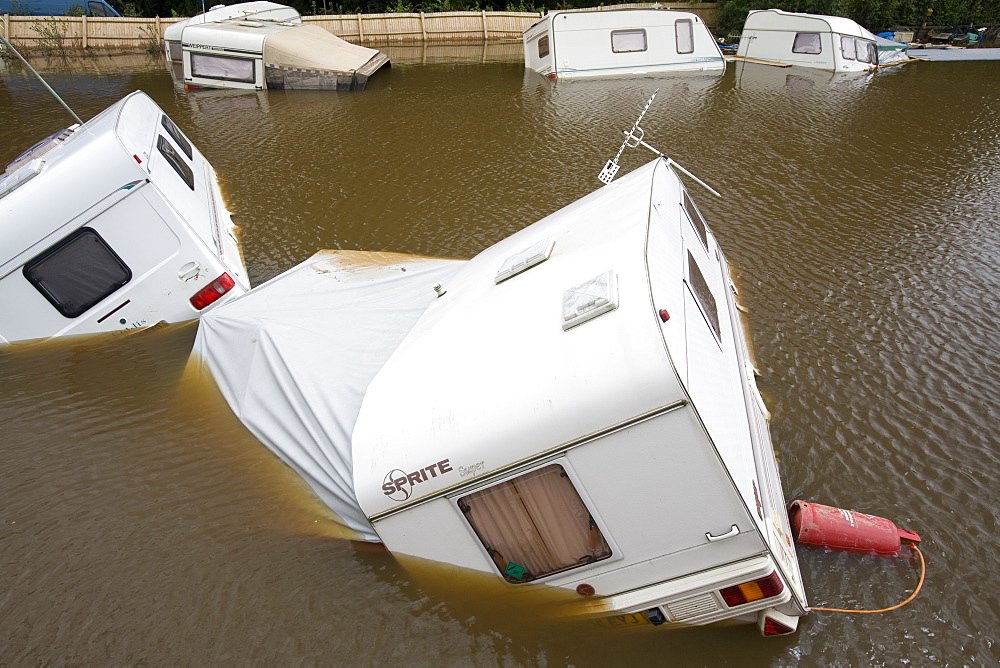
[{"xmin": 809, "ymin": 545, "xmax": 925, "ymax": 614}]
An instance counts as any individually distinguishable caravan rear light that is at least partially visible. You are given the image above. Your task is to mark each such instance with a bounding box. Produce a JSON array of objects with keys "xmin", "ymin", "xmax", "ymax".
[
  {"xmin": 190, "ymin": 272, "xmax": 235, "ymax": 310},
  {"xmin": 762, "ymin": 615, "xmax": 795, "ymax": 636},
  {"xmin": 719, "ymin": 571, "xmax": 784, "ymax": 607}
]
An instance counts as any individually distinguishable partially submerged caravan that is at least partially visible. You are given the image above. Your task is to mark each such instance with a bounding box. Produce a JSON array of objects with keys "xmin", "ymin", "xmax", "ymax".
[
  {"xmin": 164, "ymin": 2, "xmax": 389, "ymax": 91},
  {"xmin": 0, "ymin": 91, "xmax": 249, "ymax": 345},
  {"xmin": 523, "ymin": 9, "xmax": 725, "ymax": 79},
  {"xmin": 192, "ymin": 98, "xmax": 808, "ymax": 635},
  {"xmin": 736, "ymin": 9, "xmax": 909, "ymax": 71}
]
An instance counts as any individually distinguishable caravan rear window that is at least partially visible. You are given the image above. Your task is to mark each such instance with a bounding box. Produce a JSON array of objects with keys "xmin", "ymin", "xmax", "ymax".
[
  {"xmin": 792, "ymin": 32, "xmax": 822, "ymax": 54},
  {"xmin": 537, "ymin": 35, "xmax": 549, "ymax": 58},
  {"xmin": 458, "ymin": 464, "xmax": 612, "ymax": 583},
  {"xmin": 611, "ymin": 29, "xmax": 647, "ymax": 53},
  {"xmin": 23, "ymin": 227, "xmax": 131, "ymax": 319},
  {"xmin": 161, "ymin": 115, "xmax": 192, "ymax": 160},
  {"xmin": 675, "ymin": 19, "xmax": 694, "ymax": 54}
]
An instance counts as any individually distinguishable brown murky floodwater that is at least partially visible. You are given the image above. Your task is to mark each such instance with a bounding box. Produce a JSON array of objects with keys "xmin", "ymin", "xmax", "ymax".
[{"xmin": 1, "ymin": 46, "xmax": 998, "ymax": 665}]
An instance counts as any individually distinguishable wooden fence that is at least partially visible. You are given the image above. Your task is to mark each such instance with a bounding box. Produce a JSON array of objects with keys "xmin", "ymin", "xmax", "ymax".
[{"xmin": 1, "ymin": 4, "xmax": 718, "ymax": 51}]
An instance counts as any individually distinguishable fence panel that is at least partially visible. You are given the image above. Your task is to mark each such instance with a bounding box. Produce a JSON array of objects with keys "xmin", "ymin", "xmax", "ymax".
[{"xmin": 1, "ymin": 5, "xmax": 716, "ymax": 50}]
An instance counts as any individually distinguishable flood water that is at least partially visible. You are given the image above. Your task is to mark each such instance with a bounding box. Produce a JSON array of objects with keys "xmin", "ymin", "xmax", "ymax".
[{"xmin": 1, "ymin": 47, "xmax": 998, "ymax": 665}]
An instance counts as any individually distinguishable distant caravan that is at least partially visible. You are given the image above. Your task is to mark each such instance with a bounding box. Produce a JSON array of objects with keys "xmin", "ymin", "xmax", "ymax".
[
  {"xmin": 164, "ymin": 2, "xmax": 390, "ymax": 91},
  {"xmin": 523, "ymin": 9, "xmax": 725, "ymax": 80},
  {"xmin": 736, "ymin": 9, "xmax": 910, "ymax": 71}
]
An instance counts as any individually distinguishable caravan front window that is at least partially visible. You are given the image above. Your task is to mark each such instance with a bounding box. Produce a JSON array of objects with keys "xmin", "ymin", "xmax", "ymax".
[
  {"xmin": 190, "ymin": 52, "xmax": 256, "ymax": 84},
  {"xmin": 792, "ymin": 32, "xmax": 822, "ymax": 54},
  {"xmin": 23, "ymin": 227, "xmax": 131, "ymax": 319},
  {"xmin": 687, "ymin": 251, "xmax": 720, "ymax": 340},
  {"xmin": 675, "ymin": 19, "xmax": 694, "ymax": 54},
  {"xmin": 840, "ymin": 34, "xmax": 857, "ymax": 60},
  {"xmin": 841, "ymin": 36, "xmax": 876, "ymax": 63},
  {"xmin": 458, "ymin": 464, "xmax": 612, "ymax": 583},
  {"xmin": 611, "ymin": 29, "xmax": 647, "ymax": 53}
]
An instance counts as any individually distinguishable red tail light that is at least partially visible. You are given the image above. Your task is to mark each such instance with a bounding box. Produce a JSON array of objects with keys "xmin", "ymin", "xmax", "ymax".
[
  {"xmin": 762, "ymin": 615, "xmax": 795, "ymax": 636},
  {"xmin": 719, "ymin": 571, "xmax": 784, "ymax": 607},
  {"xmin": 190, "ymin": 272, "xmax": 235, "ymax": 310}
]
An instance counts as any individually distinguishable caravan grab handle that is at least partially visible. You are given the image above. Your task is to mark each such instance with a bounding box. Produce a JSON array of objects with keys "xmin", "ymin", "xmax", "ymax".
[{"xmin": 706, "ymin": 524, "xmax": 740, "ymax": 542}]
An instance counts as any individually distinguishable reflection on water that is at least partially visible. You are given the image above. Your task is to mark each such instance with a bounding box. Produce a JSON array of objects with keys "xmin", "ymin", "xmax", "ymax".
[{"xmin": 1, "ymin": 52, "xmax": 999, "ymax": 665}]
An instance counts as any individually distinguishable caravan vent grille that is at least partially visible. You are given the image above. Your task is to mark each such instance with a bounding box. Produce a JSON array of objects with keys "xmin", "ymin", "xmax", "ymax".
[{"xmin": 665, "ymin": 593, "xmax": 720, "ymax": 621}]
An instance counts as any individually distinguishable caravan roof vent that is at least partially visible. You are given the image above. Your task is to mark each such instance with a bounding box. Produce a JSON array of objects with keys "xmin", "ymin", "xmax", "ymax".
[
  {"xmin": 495, "ymin": 237, "xmax": 554, "ymax": 284},
  {"xmin": 562, "ymin": 270, "xmax": 618, "ymax": 331}
]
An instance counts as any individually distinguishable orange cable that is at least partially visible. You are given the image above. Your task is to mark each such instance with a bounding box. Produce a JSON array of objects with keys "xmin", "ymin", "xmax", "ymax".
[{"xmin": 809, "ymin": 545, "xmax": 925, "ymax": 614}]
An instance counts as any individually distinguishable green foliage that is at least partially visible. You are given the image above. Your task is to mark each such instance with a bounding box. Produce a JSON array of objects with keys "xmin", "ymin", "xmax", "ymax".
[
  {"xmin": 385, "ymin": 0, "xmax": 413, "ymax": 11},
  {"xmin": 714, "ymin": 0, "xmax": 1000, "ymax": 35},
  {"xmin": 63, "ymin": 3, "xmax": 85, "ymax": 15}
]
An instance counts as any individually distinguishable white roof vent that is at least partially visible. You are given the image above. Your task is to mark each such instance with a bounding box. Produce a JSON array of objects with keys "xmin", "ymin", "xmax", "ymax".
[
  {"xmin": 495, "ymin": 237, "xmax": 554, "ymax": 284},
  {"xmin": 562, "ymin": 270, "xmax": 618, "ymax": 331}
]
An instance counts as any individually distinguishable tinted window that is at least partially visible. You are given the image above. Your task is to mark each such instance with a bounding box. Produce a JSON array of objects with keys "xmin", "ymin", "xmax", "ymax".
[
  {"xmin": 157, "ymin": 135, "xmax": 194, "ymax": 190},
  {"xmin": 458, "ymin": 464, "xmax": 612, "ymax": 583},
  {"xmin": 687, "ymin": 251, "xmax": 720, "ymax": 340},
  {"xmin": 88, "ymin": 1, "xmax": 115, "ymax": 16},
  {"xmin": 538, "ymin": 35, "xmax": 549, "ymax": 58},
  {"xmin": 676, "ymin": 19, "xmax": 694, "ymax": 54},
  {"xmin": 683, "ymin": 190, "xmax": 708, "ymax": 249},
  {"xmin": 24, "ymin": 227, "xmax": 131, "ymax": 318},
  {"xmin": 611, "ymin": 29, "xmax": 647, "ymax": 53},
  {"xmin": 161, "ymin": 114, "xmax": 192, "ymax": 159},
  {"xmin": 792, "ymin": 32, "xmax": 822, "ymax": 54}
]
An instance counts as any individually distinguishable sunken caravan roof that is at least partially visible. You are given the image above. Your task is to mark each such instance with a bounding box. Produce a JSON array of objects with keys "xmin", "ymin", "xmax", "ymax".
[
  {"xmin": 163, "ymin": 1, "xmax": 300, "ymax": 42},
  {"xmin": 744, "ymin": 8, "xmax": 875, "ymax": 38},
  {"xmin": 1, "ymin": 92, "xmax": 164, "ymax": 268},
  {"xmin": 352, "ymin": 158, "xmax": 689, "ymax": 519}
]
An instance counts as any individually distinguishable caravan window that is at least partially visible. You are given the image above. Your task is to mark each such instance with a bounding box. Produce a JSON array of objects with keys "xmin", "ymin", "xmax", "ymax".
[
  {"xmin": 675, "ymin": 19, "xmax": 694, "ymax": 54},
  {"xmin": 840, "ymin": 34, "xmax": 857, "ymax": 60},
  {"xmin": 792, "ymin": 33, "xmax": 822, "ymax": 54},
  {"xmin": 190, "ymin": 52, "xmax": 256, "ymax": 84},
  {"xmin": 157, "ymin": 135, "xmax": 195, "ymax": 190},
  {"xmin": 538, "ymin": 35, "xmax": 549, "ymax": 58},
  {"xmin": 683, "ymin": 191, "xmax": 708, "ymax": 249},
  {"xmin": 611, "ymin": 29, "xmax": 647, "ymax": 53},
  {"xmin": 23, "ymin": 227, "xmax": 131, "ymax": 319},
  {"xmin": 687, "ymin": 251, "xmax": 720, "ymax": 340},
  {"xmin": 458, "ymin": 464, "xmax": 612, "ymax": 583},
  {"xmin": 856, "ymin": 39, "xmax": 876, "ymax": 63},
  {"xmin": 161, "ymin": 115, "xmax": 192, "ymax": 160}
]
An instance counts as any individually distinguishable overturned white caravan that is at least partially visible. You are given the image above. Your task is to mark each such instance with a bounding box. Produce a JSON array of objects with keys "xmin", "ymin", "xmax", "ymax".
[
  {"xmin": 523, "ymin": 9, "xmax": 725, "ymax": 79},
  {"xmin": 736, "ymin": 9, "xmax": 909, "ymax": 71},
  {"xmin": 191, "ymin": 105, "xmax": 808, "ymax": 635},
  {"xmin": 164, "ymin": 2, "xmax": 389, "ymax": 91},
  {"xmin": 0, "ymin": 91, "xmax": 249, "ymax": 345}
]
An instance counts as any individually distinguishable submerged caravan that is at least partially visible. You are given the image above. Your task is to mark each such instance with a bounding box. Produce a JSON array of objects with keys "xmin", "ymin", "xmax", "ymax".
[
  {"xmin": 736, "ymin": 9, "xmax": 910, "ymax": 71},
  {"xmin": 0, "ymin": 91, "xmax": 249, "ymax": 345},
  {"xmin": 523, "ymin": 9, "xmax": 725, "ymax": 79},
  {"xmin": 164, "ymin": 2, "xmax": 390, "ymax": 91},
  {"xmin": 191, "ymin": 103, "xmax": 808, "ymax": 635}
]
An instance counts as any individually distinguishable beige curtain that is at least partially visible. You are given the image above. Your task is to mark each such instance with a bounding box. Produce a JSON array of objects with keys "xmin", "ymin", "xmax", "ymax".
[{"xmin": 459, "ymin": 464, "xmax": 611, "ymax": 582}]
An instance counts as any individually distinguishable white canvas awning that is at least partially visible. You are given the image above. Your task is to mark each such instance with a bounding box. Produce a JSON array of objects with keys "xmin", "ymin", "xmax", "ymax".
[
  {"xmin": 263, "ymin": 24, "xmax": 386, "ymax": 73},
  {"xmin": 190, "ymin": 250, "xmax": 466, "ymax": 542}
]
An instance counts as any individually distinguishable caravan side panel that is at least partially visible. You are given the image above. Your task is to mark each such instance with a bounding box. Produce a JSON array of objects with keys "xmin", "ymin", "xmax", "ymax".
[{"xmin": 545, "ymin": 10, "xmax": 724, "ymax": 79}]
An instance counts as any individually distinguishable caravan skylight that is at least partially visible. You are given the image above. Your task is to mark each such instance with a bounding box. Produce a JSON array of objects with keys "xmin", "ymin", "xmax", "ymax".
[
  {"xmin": 495, "ymin": 237, "xmax": 554, "ymax": 284},
  {"xmin": 562, "ymin": 270, "xmax": 618, "ymax": 331}
]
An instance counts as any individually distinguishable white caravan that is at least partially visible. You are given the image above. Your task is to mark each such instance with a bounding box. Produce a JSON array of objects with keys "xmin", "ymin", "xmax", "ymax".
[
  {"xmin": 164, "ymin": 2, "xmax": 389, "ymax": 91},
  {"xmin": 523, "ymin": 9, "xmax": 725, "ymax": 79},
  {"xmin": 0, "ymin": 91, "xmax": 249, "ymax": 345},
  {"xmin": 736, "ymin": 9, "xmax": 909, "ymax": 71},
  {"xmin": 192, "ymin": 127, "xmax": 808, "ymax": 634}
]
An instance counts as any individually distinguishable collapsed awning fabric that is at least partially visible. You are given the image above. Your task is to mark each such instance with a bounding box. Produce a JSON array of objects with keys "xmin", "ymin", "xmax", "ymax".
[
  {"xmin": 190, "ymin": 250, "xmax": 466, "ymax": 542},
  {"xmin": 263, "ymin": 24, "xmax": 384, "ymax": 72}
]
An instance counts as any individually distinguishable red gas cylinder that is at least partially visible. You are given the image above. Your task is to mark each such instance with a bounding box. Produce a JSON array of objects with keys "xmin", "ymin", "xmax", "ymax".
[{"xmin": 789, "ymin": 500, "xmax": 922, "ymax": 556}]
